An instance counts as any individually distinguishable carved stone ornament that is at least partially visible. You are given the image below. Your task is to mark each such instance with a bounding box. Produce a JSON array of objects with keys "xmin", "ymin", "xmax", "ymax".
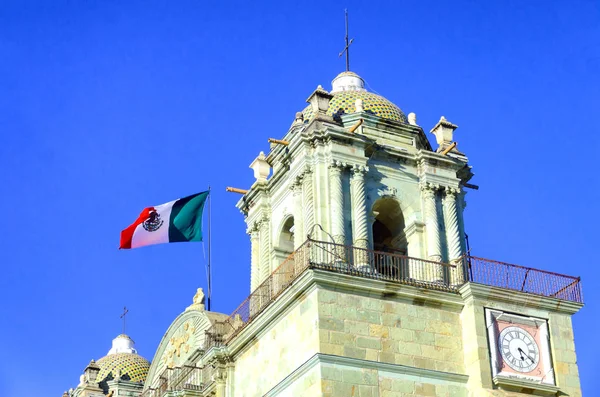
[
  {"xmin": 378, "ymin": 186, "xmax": 397, "ymax": 198},
  {"xmin": 186, "ymin": 288, "xmax": 206, "ymax": 311}
]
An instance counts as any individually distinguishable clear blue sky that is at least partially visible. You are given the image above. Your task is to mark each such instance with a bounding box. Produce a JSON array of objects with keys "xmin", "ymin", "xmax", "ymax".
[{"xmin": 1, "ymin": 1, "xmax": 598, "ymax": 395}]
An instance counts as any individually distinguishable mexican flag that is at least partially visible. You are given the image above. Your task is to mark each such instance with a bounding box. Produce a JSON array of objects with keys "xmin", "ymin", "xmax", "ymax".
[{"xmin": 120, "ymin": 191, "xmax": 209, "ymax": 249}]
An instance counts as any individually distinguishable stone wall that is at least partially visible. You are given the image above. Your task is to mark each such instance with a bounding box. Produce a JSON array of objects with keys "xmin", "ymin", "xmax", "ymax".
[{"xmin": 230, "ymin": 288, "xmax": 320, "ymax": 397}]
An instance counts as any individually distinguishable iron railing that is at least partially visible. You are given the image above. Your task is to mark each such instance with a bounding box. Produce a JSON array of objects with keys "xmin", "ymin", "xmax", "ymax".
[
  {"xmin": 466, "ymin": 256, "xmax": 583, "ymax": 303},
  {"xmin": 203, "ymin": 239, "xmax": 583, "ymax": 353},
  {"xmin": 140, "ymin": 366, "xmax": 204, "ymax": 397}
]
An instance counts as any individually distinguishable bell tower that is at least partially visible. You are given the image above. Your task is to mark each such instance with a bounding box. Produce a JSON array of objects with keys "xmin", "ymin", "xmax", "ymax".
[{"xmin": 239, "ymin": 71, "xmax": 473, "ymax": 291}]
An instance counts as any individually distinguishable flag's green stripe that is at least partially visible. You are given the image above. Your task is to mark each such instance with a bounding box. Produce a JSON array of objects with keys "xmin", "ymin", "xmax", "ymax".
[{"xmin": 168, "ymin": 191, "xmax": 209, "ymax": 243}]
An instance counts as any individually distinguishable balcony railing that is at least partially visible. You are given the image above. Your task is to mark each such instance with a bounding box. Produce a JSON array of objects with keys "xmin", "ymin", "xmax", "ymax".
[
  {"xmin": 140, "ymin": 365, "xmax": 204, "ymax": 397},
  {"xmin": 204, "ymin": 239, "xmax": 583, "ymax": 352},
  {"xmin": 467, "ymin": 256, "xmax": 582, "ymax": 303}
]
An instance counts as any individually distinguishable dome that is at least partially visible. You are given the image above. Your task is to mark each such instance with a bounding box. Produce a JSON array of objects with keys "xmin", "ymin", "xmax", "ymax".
[
  {"xmin": 302, "ymin": 72, "xmax": 407, "ymax": 123},
  {"xmin": 95, "ymin": 334, "xmax": 150, "ymax": 388},
  {"xmin": 96, "ymin": 353, "xmax": 150, "ymax": 384}
]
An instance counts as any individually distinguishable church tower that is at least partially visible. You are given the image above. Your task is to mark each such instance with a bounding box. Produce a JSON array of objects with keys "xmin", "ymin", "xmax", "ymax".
[
  {"xmin": 135, "ymin": 70, "xmax": 583, "ymax": 397},
  {"xmin": 243, "ymin": 71, "xmax": 472, "ymax": 291}
]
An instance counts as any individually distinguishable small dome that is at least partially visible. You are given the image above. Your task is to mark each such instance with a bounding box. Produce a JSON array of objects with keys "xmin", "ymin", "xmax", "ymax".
[
  {"xmin": 95, "ymin": 334, "xmax": 150, "ymax": 389},
  {"xmin": 303, "ymin": 72, "xmax": 406, "ymax": 123},
  {"xmin": 96, "ymin": 353, "xmax": 150, "ymax": 384}
]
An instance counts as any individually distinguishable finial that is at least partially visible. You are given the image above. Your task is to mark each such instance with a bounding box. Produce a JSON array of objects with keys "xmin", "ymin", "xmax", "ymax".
[
  {"xmin": 355, "ymin": 98, "xmax": 363, "ymax": 112},
  {"xmin": 294, "ymin": 112, "xmax": 304, "ymax": 125},
  {"xmin": 430, "ymin": 116, "xmax": 459, "ymax": 154},
  {"xmin": 250, "ymin": 151, "xmax": 271, "ymax": 183},
  {"xmin": 408, "ymin": 112, "xmax": 417, "ymax": 125}
]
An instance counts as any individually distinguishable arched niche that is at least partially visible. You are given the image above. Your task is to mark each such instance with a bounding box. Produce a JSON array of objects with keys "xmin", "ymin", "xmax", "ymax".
[
  {"xmin": 372, "ymin": 197, "xmax": 407, "ymax": 254},
  {"xmin": 273, "ymin": 216, "xmax": 295, "ymax": 269}
]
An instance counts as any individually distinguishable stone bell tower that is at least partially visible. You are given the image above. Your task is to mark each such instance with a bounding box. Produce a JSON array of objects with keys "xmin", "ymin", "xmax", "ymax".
[
  {"xmin": 239, "ymin": 71, "xmax": 473, "ymax": 291},
  {"xmin": 131, "ymin": 70, "xmax": 582, "ymax": 397}
]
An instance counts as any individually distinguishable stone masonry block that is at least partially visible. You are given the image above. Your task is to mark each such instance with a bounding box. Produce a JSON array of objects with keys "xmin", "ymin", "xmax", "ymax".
[
  {"xmin": 357, "ymin": 336, "xmax": 382, "ymax": 350},
  {"xmin": 369, "ymin": 324, "xmax": 389, "ymax": 338},
  {"xmin": 345, "ymin": 320, "xmax": 370, "ymax": 336},
  {"xmin": 344, "ymin": 345, "xmax": 367, "ymax": 359}
]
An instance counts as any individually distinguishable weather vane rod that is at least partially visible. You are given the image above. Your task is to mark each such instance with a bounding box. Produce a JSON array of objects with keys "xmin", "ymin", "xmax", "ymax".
[
  {"xmin": 120, "ymin": 306, "xmax": 129, "ymax": 334},
  {"xmin": 338, "ymin": 9, "xmax": 354, "ymax": 71}
]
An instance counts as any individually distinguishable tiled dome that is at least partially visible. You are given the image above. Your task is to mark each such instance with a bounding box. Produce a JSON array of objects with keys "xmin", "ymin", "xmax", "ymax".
[
  {"xmin": 96, "ymin": 352, "xmax": 150, "ymax": 383},
  {"xmin": 302, "ymin": 71, "xmax": 407, "ymax": 123},
  {"xmin": 303, "ymin": 90, "xmax": 406, "ymax": 123}
]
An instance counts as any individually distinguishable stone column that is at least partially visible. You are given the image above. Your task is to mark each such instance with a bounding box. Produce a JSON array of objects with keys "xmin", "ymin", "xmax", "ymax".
[
  {"xmin": 350, "ymin": 165, "xmax": 370, "ymax": 268},
  {"xmin": 421, "ymin": 183, "xmax": 443, "ymax": 281},
  {"xmin": 290, "ymin": 180, "xmax": 304, "ymax": 249},
  {"xmin": 443, "ymin": 187, "xmax": 465, "ymax": 284},
  {"xmin": 302, "ymin": 167, "xmax": 315, "ymax": 238},
  {"xmin": 249, "ymin": 226, "xmax": 260, "ymax": 292},
  {"xmin": 422, "ymin": 183, "xmax": 442, "ymax": 261},
  {"xmin": 259, "ymin": 216, "xmax": 271, "ymax": 283},
  {"xmin": 329, "ymin": 161, "xmax": 346, "ymax": 245}
]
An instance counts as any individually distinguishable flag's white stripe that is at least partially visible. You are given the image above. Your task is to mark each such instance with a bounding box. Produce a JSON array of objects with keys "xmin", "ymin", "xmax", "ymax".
[{"xmin": 131, "ymin": 200, "xmax": 176, "ymax": 248}]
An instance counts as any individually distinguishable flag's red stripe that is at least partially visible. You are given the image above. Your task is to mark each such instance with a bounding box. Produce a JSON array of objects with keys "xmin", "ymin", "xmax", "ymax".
[{"xmin": 119, "ymin": 207, "xmax": 155, "ymax": 249}]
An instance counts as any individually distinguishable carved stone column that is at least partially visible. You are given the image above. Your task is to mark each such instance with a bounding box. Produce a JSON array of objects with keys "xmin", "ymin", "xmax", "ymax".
[
  {"xmin": 249, "ymin": 225, "xmax": 260, "ymax": 292},
  {"xmin": 351, "ymin": 165, "xmax": 370, "ymax": 268},
  {"xmin": 443, "ymin": 187, "xmax": 465, "ymax": 284},
  {"xmin": 302, "ymin": 167, "xmax": 315, "ymax": 238},
  {"xmin": 290, "ymin": 179, "xmax": 304, "ymax": 249},
  {"xmin": 259, "ymin": 216, "xmax": 271, "ymax": 283},
  {"xmin": 329, "ymin": 161, "xmax": 346, "ymax": 245},
  {"xmin": 421, "ymin": 183, "xmax": 443, "ymax": 282},
  {"xmin": 422, "ymin": 183, "xmax": 442, "ymax": 262}
]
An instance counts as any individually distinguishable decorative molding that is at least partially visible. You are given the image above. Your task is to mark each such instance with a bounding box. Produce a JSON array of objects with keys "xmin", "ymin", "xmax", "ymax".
[
  {"xmin": 493, "ymin": 375, "xmax": 560, "ymax": 395},
  {"xmin": 459, "ymin": 283, "xmax": 583, "ymax": 315},
  {"xmin": 264, "ymin": 353, "xmax": 468, "ymax": 396}
]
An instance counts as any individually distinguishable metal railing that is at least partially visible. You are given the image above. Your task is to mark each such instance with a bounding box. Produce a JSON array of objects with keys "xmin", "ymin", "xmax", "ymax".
[
  {"xmin": 203, "ymin": 240, "xmax": 584, "ymax": 354},
  {"xmin": 466, "ymin": 256, "xmax": 583, "ymax": 303},
  {"xmin": 140, "ymin": 366, "xmax": 204, "ymax": 397}
]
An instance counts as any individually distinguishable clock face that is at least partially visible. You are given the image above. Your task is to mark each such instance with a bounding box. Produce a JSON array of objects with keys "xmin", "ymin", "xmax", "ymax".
[{"xmin": 498, "ymin": 326, "xmax": 540, "ymax": 373}]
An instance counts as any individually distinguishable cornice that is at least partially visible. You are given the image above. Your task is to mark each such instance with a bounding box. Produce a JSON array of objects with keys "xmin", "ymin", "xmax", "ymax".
[
  {"xmin": 459, "ymin": 282, "xmax": 584, "ymax": 315},
  {"xmin": 264, "ymin": 353, "xmax": 468, "ymax": 396}
]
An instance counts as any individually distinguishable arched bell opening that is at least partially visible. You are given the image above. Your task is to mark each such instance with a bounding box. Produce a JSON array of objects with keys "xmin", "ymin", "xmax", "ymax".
[
  {"xmin": 274, "ymin": 216, "xmax": 295, "ymax": 269},
  {"xmin": 371, "ymin": 197, "xmax": 408, "ymax": 278}
]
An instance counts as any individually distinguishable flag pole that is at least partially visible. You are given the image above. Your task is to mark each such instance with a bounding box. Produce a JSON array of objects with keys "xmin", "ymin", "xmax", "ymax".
[{"xmin": 207, "ymin": 186, "xmax": 212, "ymax": 311}]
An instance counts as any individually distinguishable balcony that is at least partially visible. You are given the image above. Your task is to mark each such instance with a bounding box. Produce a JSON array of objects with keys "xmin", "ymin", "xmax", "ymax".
[
  {"xmin": 140, "ymin": 365, "xmax": 211, "ymax": 397},
  {"xmin": 204, "ymin": 239, "xmax": 582, "ymax": 353}
]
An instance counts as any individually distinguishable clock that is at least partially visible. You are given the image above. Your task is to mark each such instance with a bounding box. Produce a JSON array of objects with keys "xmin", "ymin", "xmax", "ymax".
[
  {"xmin": 485, "ymin": 309, "xmax": 555, "ymax": 385},
  {"xmin": 498, "ymin": 326, "xmax": 540, "ymax": 373}
]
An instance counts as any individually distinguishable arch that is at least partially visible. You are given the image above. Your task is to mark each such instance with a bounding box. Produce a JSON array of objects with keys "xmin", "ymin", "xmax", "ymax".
[
  {"xmin": 372, "ymin": 197, "xmax": 407, "ymax": 254},
  {"xmin": 277, "ymin": 215, "xmax": 295, "ymax": 255}
]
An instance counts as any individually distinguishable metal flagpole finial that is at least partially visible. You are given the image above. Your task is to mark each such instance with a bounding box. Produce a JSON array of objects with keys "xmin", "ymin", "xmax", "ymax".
[
  {"xmin": 120, "ymin": 306, "xmax": 129, "ymax": 334},
  {"xmin": 338, "ymin": 9, "xmax": 354, "ymax": 71}
]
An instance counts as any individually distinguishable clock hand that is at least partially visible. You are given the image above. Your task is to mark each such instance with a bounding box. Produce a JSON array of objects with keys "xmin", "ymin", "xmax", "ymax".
[{"xmin": 518, "ymin": 347, "xmax": 535, "ymax": 362}]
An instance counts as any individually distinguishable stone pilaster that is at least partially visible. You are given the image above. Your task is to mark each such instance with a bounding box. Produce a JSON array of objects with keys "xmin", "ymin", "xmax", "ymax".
[
  {"xmin": 290, "ymin": 179, "xmax": 304, "ymax": 249},
  {"xmin": 443, "ymin": 187, "xmax": 465, "ymax": 284},
  {"xmin": 259, "ymin": 216, "xmax": 271, "ymax": 283},
  {"xmin": 350, "ymin": 165, "xmax": 370, "ymax": 268},
  {"xmin": 328, "ymin": 161, "xmax": 346, "ymax": 245},
  {"xmin": 421, "ymin": 183, "xmax": 442, "ymax": 262},
  {"xmin": 302, "ymin": 167, "xmax": 315, "ymax": 238},
  {"xmin": 248, "ymin": 225, "xmax": 260, "ymax": 292},
  {"xmin": 350, "ymin": 165, "xmax": 369, "ymax": 249}
]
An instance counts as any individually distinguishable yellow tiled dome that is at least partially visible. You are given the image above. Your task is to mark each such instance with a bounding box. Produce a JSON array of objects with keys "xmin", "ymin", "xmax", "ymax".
[
  {"xmin": 96, "ymin": 352, "xmax": 150, "ymax": 383},
  {"xmin": 302, "ymin": 71, "xmax": 407, "ymax": 123},
  {"xmin": 303, "ymin": 90, "xmax": 406, "ymax": 123}
]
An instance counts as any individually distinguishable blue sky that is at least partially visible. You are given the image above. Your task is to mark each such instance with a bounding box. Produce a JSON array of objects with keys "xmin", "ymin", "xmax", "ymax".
[{"xmin": 0, "ymin": 1, "xmax": 598, "ymax": 395}]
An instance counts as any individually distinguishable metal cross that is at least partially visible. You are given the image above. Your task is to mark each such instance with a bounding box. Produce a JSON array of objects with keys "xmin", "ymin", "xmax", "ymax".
[
  {"xmin": 338, "ymin": 9, "xmax": 354, "ymax": 71},
  {"xmin": 120, "ymin": 306, "xmax": 129, "ymax": 334}
]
